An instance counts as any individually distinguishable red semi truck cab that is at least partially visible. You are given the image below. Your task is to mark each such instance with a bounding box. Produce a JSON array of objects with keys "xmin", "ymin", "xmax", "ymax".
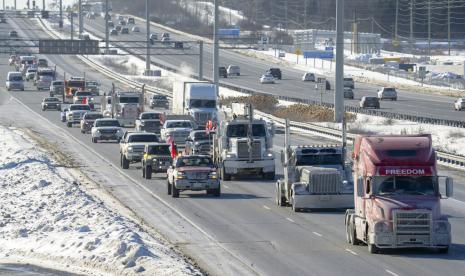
[{"xmin": 345, "ymin": 134, "xmax": 453, "ymax": 254}]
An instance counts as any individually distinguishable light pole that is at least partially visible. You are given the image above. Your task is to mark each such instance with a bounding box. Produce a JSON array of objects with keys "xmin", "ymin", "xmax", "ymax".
[
  {"xmin": 145, "ymin": 0, "xmax": 150, "ymax": 72},
  {"xmin": 334, "ymin": 0, "xmax": 344, "ymax": 123},
  {"xmin": 213, "ymin": 0, "xmax": 219, "ymax": 95},
  {"xmin": 105, "ymin": 0, "xmax": 109, "ymax": 51},
  {"xmin": 78, "ymin": 0, "xmax": 83, "ymax": 36},
  {"xmin": 59, "ymin": 0, "xmax": 63, "ymax": 28}
]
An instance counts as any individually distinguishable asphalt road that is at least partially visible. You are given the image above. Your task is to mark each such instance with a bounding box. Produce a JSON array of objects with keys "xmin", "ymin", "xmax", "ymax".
[
  {"xmin": 2, "ymin": 17, "xmax": 465, "ymax": 276},
  {"xmin": 78, "ymin": 16, "xmax": 465, "ymax": 122}
]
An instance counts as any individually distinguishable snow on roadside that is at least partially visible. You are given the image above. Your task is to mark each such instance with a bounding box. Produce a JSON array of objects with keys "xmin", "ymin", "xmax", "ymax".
[{"xmin": 0, "ymin": 126, "xmax": 202, "ymax": 276}]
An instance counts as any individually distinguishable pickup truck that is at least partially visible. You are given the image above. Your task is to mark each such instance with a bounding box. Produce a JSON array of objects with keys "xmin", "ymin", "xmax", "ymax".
[
  {"xmin": 120, "ymin": 131, "xmax": 160, "ymax": 169},
  {"xmin": 91, "ymin": 118, "xmax": 124, "ymax": 143},
  {"xmin": 160, "ymin": 120, "xmax": 193, "ymax": 146},
  {"xmin": 65, "ymin": 104, "xmax": 91, "ymax": 127},
  {"xmin": 80, "ymin": 112, "xmax": 103, "ymax": 133},
  {"xmin": 141, "ymin": 143, "xmax": 172, "ymax": 179},
  {"xmin": 167, "ymin": 155, "xmax": 220, "ymax": 197},
  {"xmin": 184, "ymin": 130, "xmax": 215, "ymax": 155},
  {"xmin": 135, "ymin": 112, "xmax": 164, "ymax": 134}
]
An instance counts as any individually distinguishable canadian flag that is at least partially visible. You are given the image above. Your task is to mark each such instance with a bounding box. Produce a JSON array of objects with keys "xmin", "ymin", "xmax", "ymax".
[
  {"xmin": 167, "ymin": 136, "xmax": 177, "ymax": 158},
  {"xmin": 82, "ymin": 97, "xmax": 88, "ymax": 105}
]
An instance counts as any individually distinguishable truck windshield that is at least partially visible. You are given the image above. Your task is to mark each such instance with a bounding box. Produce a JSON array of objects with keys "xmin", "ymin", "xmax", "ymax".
[
  {"xmin": 119, "ymin": 96, "xmax": 140, "ymax": 103},
  {"xmin": 226, "ymin": 124, "xmax": 266, "ymax": 137},
  {"xmin": 96, "ymin": 120, "xmax": 120, "ymax": 127},
  {"xmin": 147, "ymin": 145, "xmax": 170, "ymax": 155},
  {"xmin": 194, "ymin": 132, "xmax": 213, "ymax": 140},
  {"xmin": 176, "ymin": 157, "xmax": 213, "ymax": 167},
  {"xmin": 69, "ymin": 105, "xmax": 90, "ymax": 111},
  {"xmin": 67, "ymin": 81, "xmax": 85, "ymax": 87},
  {"xmin": 141, "ymin": 113, "xmax": 161, "ymax": 120},
  {"xmin": 76, "ymin": 92, "xmax": 92, "ymax": 97},
  {"xmin": 374, "ymin": 176, "xmax": 437, "ymax": 196},
  {"xmin": 166, "ymin": 121, "xmax": 192, "ymax": 128},
  {"xmin": 38, "ymin": 71, "xmax": 55, "ymax": 77},
  {"xmin": 128, "ymin": 134, "xmax": 159, "ymax": 143},
  {"xmin": 85, "ymin": 114, "xmax": 102, "ymax": 120},
  {"xmin": 295, "ymin": 154, "xmax": 343, "ymax": 166},
  {"xmin": 189, "ymin": 99, "xmax": 216, "ymax": 108}
]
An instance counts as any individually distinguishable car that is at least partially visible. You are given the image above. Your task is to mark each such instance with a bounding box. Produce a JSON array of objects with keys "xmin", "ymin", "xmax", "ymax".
[
  {"xmin": 141, "ymin": 143, "xmax": 172, "ymax": 179},
  {"xmin": 80, "ymin": 112, "xmax": 103, "ymax": 133},
  {"xmin": 85, "ymin": 81, "xmax": 100, "ymax": 96},
  {"xmin": 118, "ymin": 15, "xmax": 124, "ymax": 21},
  {"xmin": 119, "ymin": 19, "xmax": 126, "ymax": 26},
  {"xmin": 360, "ymin": 96, "xmax": 380, "ymax": 109},
  {"xmin": 174, "ymin": 42, "xmax": 184, "ymax": 49},
  {"xmin": 60, "ymin": 107, "xmax": 69, "ymax": 122},
  {"xmin": 25, "ymin": 68, "xmax": 37, "ymax": 81},
  {"xmin": 135, "ymin": 112, "xmax": 163, "ymax": 133},
  {"xmin": 227, "ymin": 65, "xmax": 240, "ymax": 76},
  {"xmin": 184, "ymin": 130, "xmax": 215, "ymax": 155},
  {"xmin": 167, "ymin": 155, "xmax": 220, "ymax": 198},
  {"xmin": 343, "ymin": 87, "xmax": 354, "ymax": 99},
  {"xmin": 377, "ymin": 87, "xmax": 397, "ymax": 101},
  {"xmin": 161, "ymin": 37, "xmax": 170, "ymax": 45},
  {"xmin": 160, "ymin": 120, "xmax": 194, "ymax": 146},
  {"xmin": 120, "ymin": 132, "xmax": 160, "ymax": 169},
  {"xmin": 149, "ymin": 94, "xmax": 169, "ymax": 109},
  {"xmin": 37, "ymin": 58, "xmax": 48, "ymax": 67},
  {"xmin": 9, "ymin": 30, "xmax": 18, "ymax": 37},
  {"xmin": 127, "ymin": 17, "xmax": 135, "ymax": 24},
  {"xmin": 110, "ymin": 29, "xmax": 118, "ymax": 35},
  {"xmin": 115, "ymin": 25, "xmax": 122, "ymax": 32},
  {"xmin": 149, "ymin": 33, "xmax": 158, "ymax": 44},
  {"xmin": 41, "ymin": 97, "xmax": 61, "ymax": 111},
  {"xmin": 8, "ymin": 55, "xmax": 17, "ymax": 66},
  {"xmin": 161, "ymin": 32, "xmax": 170, "ymax": 39},
  {"xmin": 454, "ymin": 98, "xmax": 465, "ymax": 111},
  {"xmin": 219, "ymin": 66, "xmax": 228, "ymax": 78},
  {"xmin": 65, "ymin": 104, "xmax": 91, "ymax": 127},
  {"xmin": 91, "ymin": 118, "xmax": 123, "ymax": 143},
  {"xmin": 86, "ymin": 13, "xmax": 95, "ymax": 19},
  {"xmin": 343, "ymin": 77, "xmax": 355, "ymax": 89},
  {"xmin": 108, "ymin": 21, "xmax": 114, "ymax": 28},
  {"xmin": 131, "ymin": 26, "xmax": 140, "ymax": 32},
  {"xmin": 121, "ymin": 27, "xmax": 129, "ymax": 34},
  {"xmin": 73, "ymin": 91, "xmax": 95, "ymax": 109},
  {"xmin": 49, "ymin": 80, "xmax": 64, "ymax": 97},
  {"xmin": 36, "ymin": 75, "xmax": 53, "ymax": 91},
  {"xmin": 6, "ymin": 71, "xmax": 24, "ymax": 91},
  {"xmin": 260, "ymin": 73, "xmax": 275, "ymax": 84},
  {"xmin": 81, "ymin": 34, "xmax": 90, "ymax": 40},
  {"xmin": 267, "ymin": 68, "xmax": 282, "ymax": 80},
  {"xmin": 302, "ymin": 72, "xmax": 315, "ymax": 82}
]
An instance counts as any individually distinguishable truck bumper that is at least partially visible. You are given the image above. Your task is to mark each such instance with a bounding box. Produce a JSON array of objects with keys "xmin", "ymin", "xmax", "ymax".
[
  {"xmin": 117, "ymin": 118, "xmax": 136, "ymax": 127},
  {"xmin": 223, "ymin": 159, "xmax": 275, "ymax": 175},
  {"xmin": 292, "ymin": 193, "xmax": 353, "ymax": 209},
  {"xmin": 369, "ymin": 232, "xmax": 451, "ymax": 249},
  {"xmin": 126, "ymin": 152, "xmax": 143, "ymax": 162},
  {"xmin": 175, "ymin": 179, "xmax": 220, "ymax": 190}
]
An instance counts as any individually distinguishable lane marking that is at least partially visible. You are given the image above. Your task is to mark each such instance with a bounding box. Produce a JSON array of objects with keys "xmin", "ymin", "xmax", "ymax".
[
  {"xmin": 286, "ymin": 217, "xmax": 295, "ymax": 223},
  {"xmin": 312, "ymin": 231, "xmax": 323, "ymax": 237},
  {"xmin": 385, "ymin": 269, "xmax": 399, "ymax": 276},
  {"xmin": 263, "ymin": 205, "xmax": 271, "ymax": 210},
  {"xmin": 345, "ymin": 248, "xmax": 358, "ymax": 255},
  {"xmin": 223, "ymin": 184, "xmax": 230, "ymax": 189}
]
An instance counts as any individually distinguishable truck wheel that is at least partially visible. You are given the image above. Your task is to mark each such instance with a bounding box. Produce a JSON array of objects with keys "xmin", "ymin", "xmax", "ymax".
[
  {"xmin": 368, "ymin": 241, "xmax": 380, "ymax": 254},
  {"xmin": 145, "ymin": 166, "xmax": 152, "ymax": 179},
  {"xmin": 265, "ymin": 171, "xmax": 275, "ymax": 180},
  {"xmin": 221, "ymin": 166, "xmax": 231, "ymax": 181},
  {"xmin": 292, "ymin": 203, "xmax": 300, "ymax": 212},
  {"xmin": 142, "ymin": 166, "xmax": 146, "ymax": 178},
  {"xmin": 121, "ymin": 154, "xmax": 129, "ymax": 169},
  {"xmin": 172, "ymin": 184, "xmax": 179, "ymax": 198},
  {"xmin": 92, "ymin": 137, "xmax": 98, "ymax": 143},
  {"xmin": 346, "ymin": 218, "xmax": 360, "ymax": 245},
  {"xmin": 438, "ymin": 247, "xmax": 449, "ymax": 254},
  {"xmin": 66, "ymin": 122, "xmax": 72, "ymax": 128},
  {"xmin": 276, "ymin": 182, "xmax": 286, "ymax": 207},
  {"xmin": 213, "ymin": 185, "xmax": 221, "ymax": 197},
  {"xmin": 167, "ymin": 180, "xmax": 172, "ymax": 195}
]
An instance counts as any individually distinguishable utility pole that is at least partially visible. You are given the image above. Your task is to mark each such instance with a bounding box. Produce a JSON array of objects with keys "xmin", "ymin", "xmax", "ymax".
[
  {"xmin": 145, "ymin": 0, "xmax": 150, "ymax": 72},
  {"xmin": 304, "ymin": 0, "xmax": 307, "ymax": 29},
  {"xmin": 14, "ymin": 0, "xmax": 16, "ymax": 10},
  {"xmin": 410, "ymin": 0, "xmax": 413, "ymax": 48},
  {"xmin": 198, "ymin": 41, "xmax": 203, "ymax": 80},
  {"xmin": 70, "ymin": 13, "xmax": 74, "ymax": 40},
  {"xmin": 448, "ymin": 0, "xmax": 451, "ymax": 56},
  {"xmin": 78, "ymin": 0, "xmax": 83, "ymax": 36},
  {"xmin": 395, "ymin": 0, "xmax": 399, "ymax": 40},
  {"xmin": 59, "ymin": 0, "xmax": 63, "ymax": 28},
  {"xmin": 285, "ymin": 0, "xmax": 288, "ymax": 31},
  {"xmin": 105, "ymin": 0, "xmax": 109, "ymax": 51},
  {"xmin": 428, "ymin": 0, "xmax": 431, "ymax": 56},
  {"xmin": 213, "ymin": 0, "xmax": 219, "ymax": 95},
  {"xmin": 42, "ymin": 0, "xmax": 45, "ymax": 11},
  {"xmin": 335, "ymin": 0, "xmax": 344, "ymax": 123}
]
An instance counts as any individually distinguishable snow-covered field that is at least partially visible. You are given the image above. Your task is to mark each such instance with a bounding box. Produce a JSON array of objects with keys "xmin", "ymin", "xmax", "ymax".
[{"xmin": 0, "ymin": 126, "xmax": 201, "ymax": 275}]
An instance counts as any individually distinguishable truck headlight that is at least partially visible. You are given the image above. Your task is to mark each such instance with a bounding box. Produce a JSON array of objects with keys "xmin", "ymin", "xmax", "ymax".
[
  {"xmin": 127, "ymin": 146, "xmax": 133, "ymax": 152},
  {"xmin": 374, "ymin": 221, "xmax": 390, "ymax": 233},
  {"xmin": 434, "ymin": 221, "xmax": 449, "ymax": 234},
  {"xmin": 176, "ymin": 171, "xmax": 186, "ymax": 179},
  {"xmin": 264, "ymin": 151, "xmax": 274, "ymax": 158},
  {"xmin": 226, "ymin": 153, "xmax": 236, "ymax": 158},
  {"xmin": 208, "ymin": 171, "xmax": 218, "ymax": 179}
]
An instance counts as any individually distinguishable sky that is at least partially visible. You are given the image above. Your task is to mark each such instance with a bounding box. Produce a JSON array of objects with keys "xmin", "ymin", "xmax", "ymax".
[{"xmin": 2, "ymin": 0, "xmax": 78, "ymax": 10}]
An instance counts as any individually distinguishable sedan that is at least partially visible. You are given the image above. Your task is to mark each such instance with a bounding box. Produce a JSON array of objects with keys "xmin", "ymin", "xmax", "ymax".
[
  {"xmin": 41, "ymin": 97, "xmax": 61, "ymax": 111},
  {"xmin": 110, "ymin": 29, "xmax": 118, "ymax": 35},
  {"xmin": 302, "ymin": 72, "xmax": 315, "ymax": 82},
  {"xmin": 360, "ymin": 96, "xmax": 380, "ymax": 109},
  {"xmin": 260, "ymin": 74, "xmax": 275, "ymax": 84},
  {"xmin": 121, "ymin": 27, "xmax": 129, "ymax": 34},
  {"xmin": 344, "ymin": 87, "xmax": 354, "ymax": 99},
  {"xmin": 9, "ymin": 30, "xmax": 18, "ymax": 37}
]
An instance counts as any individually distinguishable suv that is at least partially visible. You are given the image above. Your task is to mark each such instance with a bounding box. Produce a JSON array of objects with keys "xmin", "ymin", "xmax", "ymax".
[
  {"xmin": 135, "ymin": 112, "xmax": 163, "ymax": 133},
  {"xmin": 41, "ymin": 97, "xmax": 61, "ymax": 111},
  {"xmin": 6, "ymin": 71, "xmax": 24, "ymax": 91},
  {"xmin": 219, "ymin": 66, "xmax": 227, "ymax": 78},
  {"xmin": 121, "ymin": 27, "xmax": 129, "ymax": 34},
  {"xmin": 302, "ymin": 72, "xmax": 315, "ymax": 82},
  {"xmin": 343, "ymin": 77, "xmax": 355, "ymax": 89},
  {"xmin": 167, "ymin": 155, "xmax": 220, "ymax": 198},
  {"xmin": 50, "ymin": 80, "xmax": 64, "ymax": 97},
  {"xmin": 360, "ymin": 96, "xmax": 380, "ymax": 109},
  {"xmin": 80, "ymin": 112, "xmax": 103, "ymax": 134},
  {"xmin": 91, "ymin": 118, "xmax": 123, "ymax": 143},
  {"xmin": 227, "ymin": 65, "xmax": 240, "ymax": 76},
  {"xmin": 65, "ymin": 104, "xmax": 91, "ymax": 127},
  {"xmin": 141, "ymin": 143, "xmax": 172, "ymax": 179},
  {"xmin": 377, "ymin": 87, "xmax": 397, "ymax": 101},
  {"xmin": 25, "ymin": 68, "xmax": 37, "ymax": 81},
  {"xmin": 120, "ymin": 132, "xmax": 160, "ymax": 169},
  {"xmin": 267, "ymin": 68, "xmax": 282, "ymax": 80},
  {"xmin": 149, "ymin": 94, "xmax": 169, "ymax": 109},
  {"xmin": 343, "ymin": 87, "xmax": 354, "ymax": 99},
  {"xmin": 149, "ymin": 33, "xmax": 158, "ymax": 44}
]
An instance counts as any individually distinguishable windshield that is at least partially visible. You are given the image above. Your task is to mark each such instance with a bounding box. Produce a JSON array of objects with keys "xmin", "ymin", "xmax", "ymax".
[
  {"xmin": 38, "ymin": 71, "xmax": 54, "ymax": 77},
  {"xmin": 52, "ymin": 81, "xmax": 64, "ymax": 86},
  {"xmin": 85, "ymin": 114, "xmax": 102, "ymax": 120},
  {"xmin": 374, "ymin": 176, "xmax": 437, "ymax": 196},
  {"xmin": 189, "ymin": 99, "xmax": 216, "ymax": 108},
  {"xmin": 128, "ymin": 134, "xmax": 159, "ymax": 143},
  {"xmin": 119, "ymin": 96, "xmax": 140, "ymax": 103},
  {"xmin": 141, "ymin": 113, "xmax": 161, "ymax": 120},
  {"xmin": 27, "ymin": 69, "xmax": 36, "ymax": 73},
  {"xmin": 153, "ymin": 96, "xmax": 167, "ymax": 100},
  {"xmin": 9, "ymin": 76, "xmax": 23, "ymax": 81},
  {"xmin": 67, "ymin": 80, "xmax": 85, "ymax": 87},
  {"xmin": 176, "ymin": 157, "xmax": 213, "ymax": 167},
  {"xmin": 296, "ymin": 153, "xmax": 343, "ymax": 166},
  {"xmin": 147, "ymin": 145, "xmax": 170, "ymax": 155},
  {"xmin": 384, "ymin": 88, "xmax": 395, "ymax": 92},
  {"xmin": 69, "ymin": 105, "xmax": 90, "ymax": 111},
  {"xmin": 96, "ymin": 120, "xmax": 120, "ymax": 127},
  {"xmin": 193, "ymin": 132, "xmax": 213, "ymax": 140},
  {"xmin": 45, "ymin": 98, "xmax": 59, "ymax": 102},
  {"xmin": 226, "ymin": 124, "xmax": 266, "ymax": 137},
  {"xmin": 166, "ymin": 121, "xmax": 192, "ymax": 128},
  {"xmin": 76, "ymin": 92, "xmax": 92, "ymax": 97},
  {"xmin": 365, "ymin": 97, "xmax": 378, "ymax": 102}
]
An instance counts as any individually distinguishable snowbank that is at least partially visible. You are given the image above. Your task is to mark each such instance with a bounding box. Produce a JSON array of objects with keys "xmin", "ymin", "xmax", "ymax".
[{"xmin": 0, "ymin": 126, "xmax": 201, "ymax": 275}]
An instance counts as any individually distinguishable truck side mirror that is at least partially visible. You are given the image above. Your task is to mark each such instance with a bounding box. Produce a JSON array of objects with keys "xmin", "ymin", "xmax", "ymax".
[
  {"xmin": 356, "ymin": 178, "xmax": 363, "ymax": 197},
  {"xmin": 446, "ymin": 177, "xmax": 453, "ymax": 198}
]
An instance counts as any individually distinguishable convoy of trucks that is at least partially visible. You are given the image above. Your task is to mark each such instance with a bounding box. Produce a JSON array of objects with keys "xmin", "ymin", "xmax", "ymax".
[{"xmin": 101, "ymin": 91, "xmax": 143, "ymax": 127}]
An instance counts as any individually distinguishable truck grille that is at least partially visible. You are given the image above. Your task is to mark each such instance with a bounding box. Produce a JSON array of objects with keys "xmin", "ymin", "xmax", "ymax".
[
  {"xmin": 394, "ymin": 210, "xmax": 431, "ymax": 235},
  {"xmin": 195, "ymin": 112, "xmax": 211, "ymax": 124},
  {"xmin": 172, "ymin": 131, "xmax": 190, "ymax": 143},
  {"xmin": 186, "ymin": 172, "xmax": 209, "ymax": 180},
  {"xmin": 307, "ymin": 173, "xmax": 341, "ymax": 194},
  {"xmin": 132, "ymin": 145, "xmax": 145, "ymax": 153},
  {"xmin": 99, "ymin": 129, "xmax": 117, "ymax": 134},
  {"xmin": 237, "ymin": 141, "xmax": 261, "ymax": 159}
]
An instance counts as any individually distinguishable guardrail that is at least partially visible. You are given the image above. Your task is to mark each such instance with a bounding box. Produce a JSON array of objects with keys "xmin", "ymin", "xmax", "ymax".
[{"xmin": 38, "ymin": 18, "xmax": 465, "ymax": 171}]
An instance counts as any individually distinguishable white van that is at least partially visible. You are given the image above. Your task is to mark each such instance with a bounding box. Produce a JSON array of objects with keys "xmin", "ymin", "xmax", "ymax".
[{"xmin": 6, "ymin": 71, "xmax": 24, "ymax": 91}]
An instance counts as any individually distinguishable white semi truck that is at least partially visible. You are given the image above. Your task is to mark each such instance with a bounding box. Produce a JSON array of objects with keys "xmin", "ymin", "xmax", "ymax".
[
  {"xmin": 102, "ymin": 91, "xmax": 143, "ymax": 127},
  {"xmin": 172, "ymin": 81, "xmax": 218, "ymax": 128}
]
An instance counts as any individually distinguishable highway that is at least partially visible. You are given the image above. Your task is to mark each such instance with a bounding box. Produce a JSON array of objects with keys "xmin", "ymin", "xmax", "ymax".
[
  {"xmin": 77, "ymin": 15, "xmax": 465, "ymax": 122},
  {"xmin": 2, "ymin": 17, "xmax": 465, "ymax": 276}
]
